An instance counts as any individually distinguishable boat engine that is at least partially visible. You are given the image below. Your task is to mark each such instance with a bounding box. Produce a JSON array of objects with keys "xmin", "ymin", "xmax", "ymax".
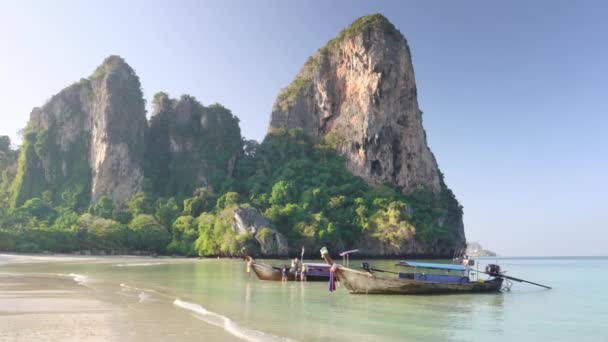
[
  {"xmin": 485, "ymin": 264, "xmax": 501, "ymax": 276},
  {"xmin": 361, "ymin": 262, "xmax": 371, "ymax": 273}
]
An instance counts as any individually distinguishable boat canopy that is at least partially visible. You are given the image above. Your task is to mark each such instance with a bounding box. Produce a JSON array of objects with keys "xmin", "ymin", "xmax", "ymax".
[
  {"xmin": 397, "ymin": 261, "xmax": 466, "ymax": 271},
  {"xmin": 303, "ymin": 263, "xmax": 330, "ymax": 268},
  {"xmin": 339, "ymin": 249, "xmax": 360, "ymax": 256}
]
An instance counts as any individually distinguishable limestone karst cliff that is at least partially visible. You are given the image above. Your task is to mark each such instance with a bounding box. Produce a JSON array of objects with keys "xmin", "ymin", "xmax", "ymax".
[
  {"xmin": 269, "ymin": 14, "xmax": 465, "ymax": 252},
  {"xmin": 0, "ymin": 136, "xmax": 17, "ymax": 198},
  {"xmin": 269, "ymin": 14, "xmax": 441, "ymax": 193},
  {"xmin": 145, "ymin": 93, "xmax": 242, "ymax": 197},
  {"xmin": 11, "ymin": 56, "xmax": 146, "ymax": 207},
  {"xmin": 1, "ymin": 14, "xmax": 467, "ymax": 257}
]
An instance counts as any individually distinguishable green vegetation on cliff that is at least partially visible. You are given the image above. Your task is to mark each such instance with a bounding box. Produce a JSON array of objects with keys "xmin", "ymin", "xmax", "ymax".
[
  {"xmin": 9, "ymin": 131, "xmax": 46, "ymax": 207},
  {"xmin": 9, "ymin": 126, "xmax": 91, "ymax": 210},
  {"xmin": 145, "ymin": 93, "xmax": 242, "ymax": 198},
  {"xmin": 233, "ymin": 128, "xmax": 461, "ymax": 252},
  {"xmin": 0, "ymin": 127, "xmax": 461, "ymax": 256},
  {"xmin": 0, "ymin": 136, "xmax": 17, "ymax": 219},
  {"xmin": 327, "ymin": 13, "xmax": 402, "ymax": 46},
  {"xmin": 0, "ymin": 39, "xmax": 463, "ymax": 257}
]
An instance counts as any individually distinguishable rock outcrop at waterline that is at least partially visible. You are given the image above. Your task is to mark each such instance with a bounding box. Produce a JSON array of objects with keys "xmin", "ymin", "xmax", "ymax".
[
  {"xmin": 11, "ymin": 56, "xmax": 146, "ymax": 206},
  {"xmin": 466, "ymin": 242, "xmax": 497, "ymax": 257},
  {"xmin": 232, "ymin": 207, "xmax": 288, "ymax": 256}
]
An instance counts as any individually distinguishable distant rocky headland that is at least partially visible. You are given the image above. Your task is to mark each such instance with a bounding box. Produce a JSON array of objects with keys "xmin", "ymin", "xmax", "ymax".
[
  {"xmin": 0, "ymin": 14, "xmax": 465, "ymax": 258},
  {"xmin": 466, "ymin": 242, "xmax": 497, "ymax": 257}
]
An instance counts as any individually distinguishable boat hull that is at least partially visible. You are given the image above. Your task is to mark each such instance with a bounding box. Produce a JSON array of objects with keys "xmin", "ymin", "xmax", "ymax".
[
  {"xmin": 335, "ymin": 267, "xmax": 503, "ymax": 294},
  {"xmin": 251, "ymin": 262, "xmax": 294, "ymax": 281},
  {"xmin": 250, "ymin": 262, "xmax": 329, "ymax": 281}
]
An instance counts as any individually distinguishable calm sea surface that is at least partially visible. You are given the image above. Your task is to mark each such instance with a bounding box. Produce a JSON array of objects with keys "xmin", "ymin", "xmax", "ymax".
[{"xmin": 1, "ymin": 255, "xmax": 607, "ymax": 341}]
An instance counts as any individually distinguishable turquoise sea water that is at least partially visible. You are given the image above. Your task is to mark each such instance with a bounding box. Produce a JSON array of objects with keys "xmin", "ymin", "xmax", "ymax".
[{"xmin": 1, "ymin": 255, "xmax": 607, "ymax": 341}]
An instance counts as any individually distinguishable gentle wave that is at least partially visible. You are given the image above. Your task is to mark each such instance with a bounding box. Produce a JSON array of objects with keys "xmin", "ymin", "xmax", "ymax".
[
  {"xmin": 121, "ymin": 283, "xmax": 164, "ymax": 295},
  {"xmin": 173, "ymin": 299, "xmax": 297, "ymax": 342},
  {"xmin": 113, "ymin": 262, "xmax": 165, "ymax": 267}
]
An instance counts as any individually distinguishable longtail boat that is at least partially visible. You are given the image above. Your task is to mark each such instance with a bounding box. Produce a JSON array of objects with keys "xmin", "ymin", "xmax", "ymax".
[
  {"xmin": 320, "ymin": 247, "xmax": 551, "ymax": 294},
  {"xmin": 244, "ymin": 255, "xmax": 330, "ymax": 281}
]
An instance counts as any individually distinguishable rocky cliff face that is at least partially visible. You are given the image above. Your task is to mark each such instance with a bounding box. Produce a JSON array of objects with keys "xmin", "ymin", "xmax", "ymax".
[
  {"xmin": 0, "ymin": 136, "xmax": 17, "ymax": 197},
  {"xmin": 269, "ymin": 14, "xmax": 465, "ymax": 253},
  {"xmin": 88, "ymin": 57, "xmax": 147, "ymax": 203},
  {"xmin": 145, "ymin": 93, "xmax": 242, "ymax": 196},
  {"xmin": 269, "ymin": 14, "xmax": 441, "ymax": 194},
  {"xmin": 12, "ymin": 56, "xmax": 146, "ymax": 206}
]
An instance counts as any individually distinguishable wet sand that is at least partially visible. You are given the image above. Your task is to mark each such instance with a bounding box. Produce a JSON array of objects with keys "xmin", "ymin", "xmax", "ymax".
[
  {"xmin": 0, "ymin": 274, "xmax": 128, "ymax": 342},
  {"xmin": 0, "ymin": 254, "xmax": 240, "ymax": 342}
]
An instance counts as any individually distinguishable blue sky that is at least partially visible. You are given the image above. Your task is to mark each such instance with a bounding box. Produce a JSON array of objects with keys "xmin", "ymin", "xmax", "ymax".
[{"xmin": 1, "ymin": 1, "xmax": 606, "ymax": 256}]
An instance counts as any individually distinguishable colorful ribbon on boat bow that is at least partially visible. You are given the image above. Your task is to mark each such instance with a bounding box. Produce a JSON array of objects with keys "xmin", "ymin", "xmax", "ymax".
[{"xmin": 329, "ymin": 264, "xmax": 338, "ymax": 292}]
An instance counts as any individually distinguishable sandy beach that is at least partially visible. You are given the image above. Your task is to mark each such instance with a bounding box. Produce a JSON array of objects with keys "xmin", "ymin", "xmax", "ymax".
[
  {"xmin": 0, "ymin": 273, "xmax": 128, "ymax": 342},
  {"xmin": 0, "ymin": 254, "xmax": 240, "ymax": 342}
]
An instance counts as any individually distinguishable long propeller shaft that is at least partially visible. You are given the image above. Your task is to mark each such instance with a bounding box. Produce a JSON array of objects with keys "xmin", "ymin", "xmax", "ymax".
[{"xmin": 479, "ymin": 271, "xmax": 551, "ymax": 289}]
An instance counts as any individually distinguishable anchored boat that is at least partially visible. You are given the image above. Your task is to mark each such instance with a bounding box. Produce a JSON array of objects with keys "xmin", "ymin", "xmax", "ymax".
[
  {"xmin": 244, "ymin": 255, "xmax": 330, "ymax": 281},
  {"xmin": 320, "ymin": 247, "xmax": 550, "ymax": 294}
]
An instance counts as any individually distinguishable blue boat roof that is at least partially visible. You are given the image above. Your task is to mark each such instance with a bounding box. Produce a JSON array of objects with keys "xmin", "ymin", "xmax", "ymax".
[
  {"xmin": 397, "ymin": 261, "xmax": 466, "ymax": 271},
  {"xmin": 303, "ymin": 263, "xmax": 329, "ymax": 268}
]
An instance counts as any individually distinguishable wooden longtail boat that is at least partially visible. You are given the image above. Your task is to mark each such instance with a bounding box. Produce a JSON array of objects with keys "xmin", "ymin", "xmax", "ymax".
[
  {"xmin": 301, "ymin": 263, "xmax": 333, "ymax": 281},
  {"xmin": 245, "ymin": 256, "xmax": 330, "ymax": 281},
  {"xmin": 250, "ymin": 261, "xmax": 295, "ymax": 281},
  {"xmin": 320, "ymin": 247, "xmax": 504, "ymax": 294}
]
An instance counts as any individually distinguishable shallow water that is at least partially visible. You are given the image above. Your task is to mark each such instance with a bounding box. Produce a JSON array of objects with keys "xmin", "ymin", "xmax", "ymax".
[{"xmin": 1, "ymin": 255, "xmax": 607, "ymax": 341}]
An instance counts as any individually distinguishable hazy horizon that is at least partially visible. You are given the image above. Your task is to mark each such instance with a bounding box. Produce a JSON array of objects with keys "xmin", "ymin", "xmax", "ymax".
[{"xmin": 1, "ymin": 0, "xmax": 606, "ymax": 256}]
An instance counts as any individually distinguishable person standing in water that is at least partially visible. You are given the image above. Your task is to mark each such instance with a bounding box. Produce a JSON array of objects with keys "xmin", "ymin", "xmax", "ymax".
[
  {"xmin": 291, "ymin": 257, "xmax": 301, "ymax": 280},
  {"xmin": 300, "ymin": 263, "xmax": 307, "ymax": 282},
  {"xmin": 246, "ymin": 257, "xmax": 253, "ymax": 279},
  {"xmin": 281, "ymin": 264, "xmax": 289, "ymax": 283}
]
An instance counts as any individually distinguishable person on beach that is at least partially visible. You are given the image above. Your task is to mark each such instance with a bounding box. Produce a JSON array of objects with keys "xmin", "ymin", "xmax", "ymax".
[{"xmin": 281, "ymin": 264, "xmax": 289, "ymax": 283}]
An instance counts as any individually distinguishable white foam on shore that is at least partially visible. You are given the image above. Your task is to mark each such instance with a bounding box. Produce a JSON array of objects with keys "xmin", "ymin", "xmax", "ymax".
[
  {"xmin": 173, "ymin": 299, "xmax": 297, "ymax": 342},
  {"xmin": 113, "ymin": 262, "xmax": 165, "ymax": 267},
  {"xmin": 138, "ymin": 291, "xmax": 151, "ymax": 303},
  {"xmin": 68, "ymin": 273, "xmax": 91, "ymax": 286},
  {"xmin": 120, "ymin": 283, "xmax": 171, "ymax": 302}
]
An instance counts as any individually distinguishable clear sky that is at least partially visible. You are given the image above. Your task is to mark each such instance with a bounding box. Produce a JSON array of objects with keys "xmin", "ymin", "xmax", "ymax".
[{"xmin": 1, "ymin": 1, "xmax": 606, "ymax": 256}]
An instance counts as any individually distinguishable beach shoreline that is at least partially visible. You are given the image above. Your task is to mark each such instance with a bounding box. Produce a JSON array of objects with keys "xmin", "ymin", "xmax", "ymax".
[
  {"xmin": 0, "ymin": 252, "xmax": 457, "ymax": 263},
  {"xmin": 0, "ymin": 254, "xmax": 242, "ymax": 342},
  {"xmin": 0, "ymin": 252, "xmax": 193, "ymax": 262}
]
